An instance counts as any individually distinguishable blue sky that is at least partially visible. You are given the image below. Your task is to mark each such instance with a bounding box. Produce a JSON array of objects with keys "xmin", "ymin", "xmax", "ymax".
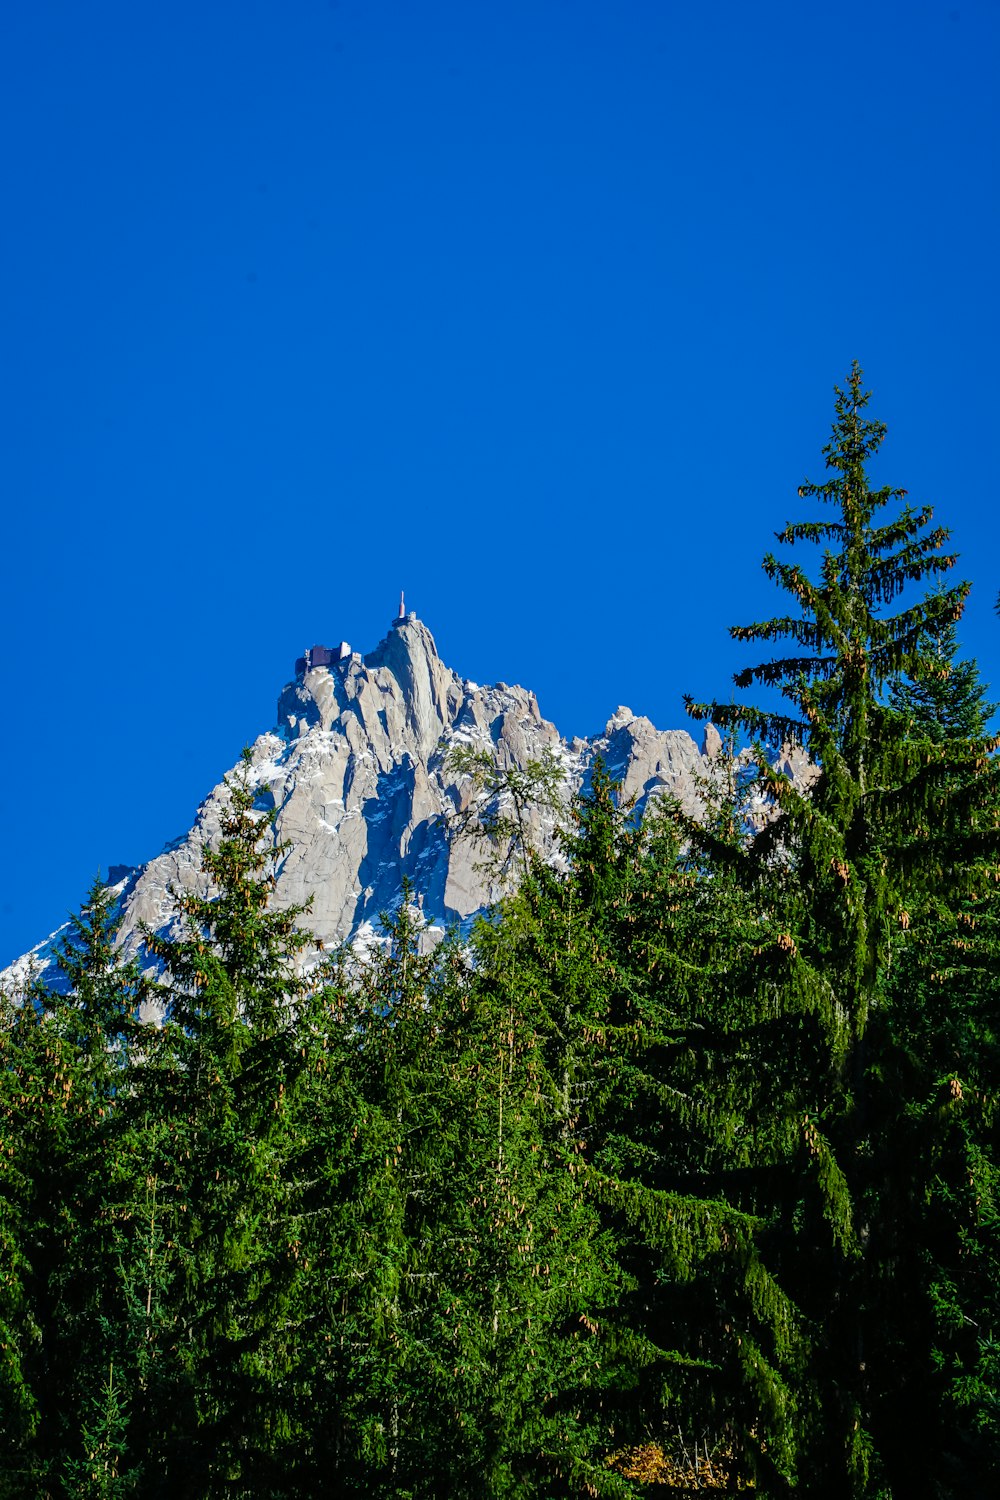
[{"xmin": 1, "ymin": 0, "xmax": 998, "ymax": 966}]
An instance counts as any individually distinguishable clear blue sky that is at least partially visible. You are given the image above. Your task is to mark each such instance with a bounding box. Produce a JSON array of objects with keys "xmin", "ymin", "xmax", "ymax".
[{"xmin": 1, "ymin": 0, "xmax": 998, "ymax": 966}]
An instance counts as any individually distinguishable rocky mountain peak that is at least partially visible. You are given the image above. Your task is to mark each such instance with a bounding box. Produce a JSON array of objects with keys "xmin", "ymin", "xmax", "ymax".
[{"xmin": 3, "ymin": 613, "xmax": 736, "ymax": 1000}]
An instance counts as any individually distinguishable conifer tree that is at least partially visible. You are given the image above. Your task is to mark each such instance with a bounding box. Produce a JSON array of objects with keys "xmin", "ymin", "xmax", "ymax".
[
  {"xmin": 446, "ymin": 743, "xmax": 567, "ymax": 884},
  {"xmin": 880, "ymin": 623, "xmax": 1000, "ymax": 1489},
  {"xmin": 60, "ymin": 1359, "xmax": 137, "ymax": 1498},
  {"xmin": 299, "ymin": 889, "xmax": 462, "ymax": 1494},
  {"xmin": 0, "ymin": 878, "xmax": 145, "ymax": 1496},
  {"xmin": 133, "ymin": 750, "xmax": 316, "ymax": 1496},
  {"xmin": 459, "ymin": 859, "xmax": 630, "ymax": 1498},
  {"xmin": 548, "ymin": 761, "xmax": 805, "ymax": 1490},
  {"xmin": 889, "ymin": 604, "xmax": 995, "ymax": 742},
  {"xmin": 294, "ymin": 880, "xmax": 623, "ymax": 1498},
  {"xmin": 443, "ymin": 756, "xmax": 802, "ymax": 1490},
  {"xmin": 46, "ymin": 879, "xmax": 145, "ymax": 1494},
  {"xmin": 0, "ymin": 976, "xmax": 45, "ymax": 1494},
  {"xmin": 686, "ymin": 362, "xmax": 1000, "ymax": 1494}
]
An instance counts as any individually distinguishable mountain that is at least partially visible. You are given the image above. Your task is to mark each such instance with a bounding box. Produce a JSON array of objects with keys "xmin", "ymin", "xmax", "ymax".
[{"xmin": 3, "ymin": 606, "xmax": 805, "ymax": 1005}]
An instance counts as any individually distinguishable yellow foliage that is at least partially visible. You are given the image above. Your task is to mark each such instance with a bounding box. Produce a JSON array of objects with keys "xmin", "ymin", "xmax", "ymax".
[{"xmin": 606, "ymin": 1440, "xmax": 754, "ymax": 1490}]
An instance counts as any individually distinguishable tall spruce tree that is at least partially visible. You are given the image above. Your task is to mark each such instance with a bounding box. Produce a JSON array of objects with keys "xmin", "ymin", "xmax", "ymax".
[
  {"xmin": 296, "ymin": 891, "xmax": 471, "ymax": 1496},
  {"xmin": 579, "ymin": 762, "xmax": 807, "ymax": 1490},
  {"xmin": 466, "ymin": 761, "xmax": 806, "ymax": 1491},
  {"xmin": 0, "ymin": 974, "xmax": 47, "ymax": 1494},
  {"xmin": 295, "ymin": 880, "xmax": 625, "ymax": 1498},
  {"xmin": 46, "ymin": 878, "xmax": 145, "ymax": 1498},
  {"xmin": 625, "ymin": 742, "xmax": 817, "ymax": 1489},
  {"xmin": 686, "ymin": 363, "xmax": 1000, "ymax": 1494},
  {"xmin": 881, "ymin": 620, "xmax": 1000, "ymax": 1490},
  {"xmin": 889, "ymin": 604, "xmax": 996, "ymax": 743},
  {"xmin": 134, "ymin": 750, "xmax": 317, "ymax": 1497},
  {"xmin": 463, "ymin": 849, "xmax": 632, "ymax": 1499},
  {"xmin": 0, "ymin": 879, "xmax": 145, "ymax": 1497}
]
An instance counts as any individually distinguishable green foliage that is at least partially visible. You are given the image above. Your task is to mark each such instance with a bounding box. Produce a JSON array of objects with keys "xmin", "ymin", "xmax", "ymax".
[
  {"xmin": 0, "ymin": 875, "xmax": 151, "ymax": 1495},
  {"xmin": 131, "ymin": 750, "xmax": 317, "ymax": 1495},
  {"xmin": 889, "ymin": 608, "xmax": 995, "ymax": 743},
  {"xmin": 686, "ymin": 362, "xmax": 1000, "ymax": 1494},
  {"xmin": 293, "ymin": 880, "xmax": 626, "ymax": 1497},
  {"xmin": 0, "ymin": 980, "xmax": 43, "ymax": 1491},
  {"xmin": 3, "ymin": 371, "xmax": 1000, "ymax": 1495},
  {"xmin": 445, "ymin": 743, "xmax": 567, "ymax": 883},
  {"xmin": 61, "ymin": 1359, "xmax": 137, "ymax": 1498}
]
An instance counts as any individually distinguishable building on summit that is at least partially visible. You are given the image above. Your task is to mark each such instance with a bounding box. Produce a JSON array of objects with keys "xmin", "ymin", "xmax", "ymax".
[
  {"xmin": 296, "ymin": 595, "xmax": 416, "ymax": 678},
  {"xmin": 294, "ymin": 641, "xmax": 353, "ymax": 677}
]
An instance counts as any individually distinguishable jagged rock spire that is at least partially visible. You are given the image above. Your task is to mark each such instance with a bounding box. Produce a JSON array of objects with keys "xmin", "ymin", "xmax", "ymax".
[{"xmin": 3, "ymin": 616, "xmax": 766, "ymax": 999}]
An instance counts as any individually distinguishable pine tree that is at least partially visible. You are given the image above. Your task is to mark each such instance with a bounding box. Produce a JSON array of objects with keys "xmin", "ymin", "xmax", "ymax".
[
  {"xmin": 0, "ymin": 975, "xmax": 44, "ymax": 1495},
  {"xmin": 563, "ymin": 761, "xmax": 806, "ymax": 1490},
  {"xmin": 61, "ymin": 1358, "xmax": 137, "ymax": 1498},
  {"xmin": 889, "ymin": 603, "xmax": 995, "ymax": 742},
  {"xmin": 46, "ymin": 879, "xmax": 145, "ymax": 1494},
  {"xmin": 289, "ymin": 877, "xmax": 620, "ymax": 1498},
  {"xmin": 301, "ymin": 889, "xmax": 462, "ymax": 1495},
  {"xmin": 446, "ymin": 743, "xmax": 567, "ymax": 885},
  {"xmin": 686, "ymin": 362, "xmax": 1000, "ymax": 1493},
  {"xmin": 459, "ymin": 854, "xmax": 629, "ymax": 1499},
  {"xmin": 881, "ymin": 622, "xmax": 1000, "ymax": 1489},
  {"xmin": 450, "ymin": 759, "xmax": 805, "ymax": 1491},
  {"xmin": 133, "ymin": 749, "xmax": 317, "ymax": 1496},
  {"xmin": 0, "ymin": 877, "xmax": 146, "ymax": 1496}
]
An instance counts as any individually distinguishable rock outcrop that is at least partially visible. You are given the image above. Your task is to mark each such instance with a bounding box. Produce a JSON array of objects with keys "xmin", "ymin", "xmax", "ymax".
[{"xmin": 4, "ymin": 609, "xmax": 802, "ymax": 999}]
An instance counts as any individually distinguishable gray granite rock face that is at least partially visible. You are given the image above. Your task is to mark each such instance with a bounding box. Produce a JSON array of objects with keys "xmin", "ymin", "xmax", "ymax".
[{"xmin": 3, "ymin": 613, "xmax": 771, "ymax": 1003}]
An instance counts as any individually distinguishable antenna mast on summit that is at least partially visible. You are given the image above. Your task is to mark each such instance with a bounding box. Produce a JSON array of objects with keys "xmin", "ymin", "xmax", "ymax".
[{"xmin": 398, "ymin": 589, "xmax": 405, "ymax": 619}]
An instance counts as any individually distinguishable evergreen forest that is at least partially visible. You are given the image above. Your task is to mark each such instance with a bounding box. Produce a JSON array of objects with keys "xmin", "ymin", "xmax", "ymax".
[{"xmin": 4, "ymin": 366, "xmax": 1000, "ymax": 1497}]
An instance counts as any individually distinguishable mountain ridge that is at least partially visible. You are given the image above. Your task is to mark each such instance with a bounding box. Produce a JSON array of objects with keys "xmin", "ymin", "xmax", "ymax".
[{"xmin": 4, "ymin": 607, "xmax": 796, "ymax": 1004}]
